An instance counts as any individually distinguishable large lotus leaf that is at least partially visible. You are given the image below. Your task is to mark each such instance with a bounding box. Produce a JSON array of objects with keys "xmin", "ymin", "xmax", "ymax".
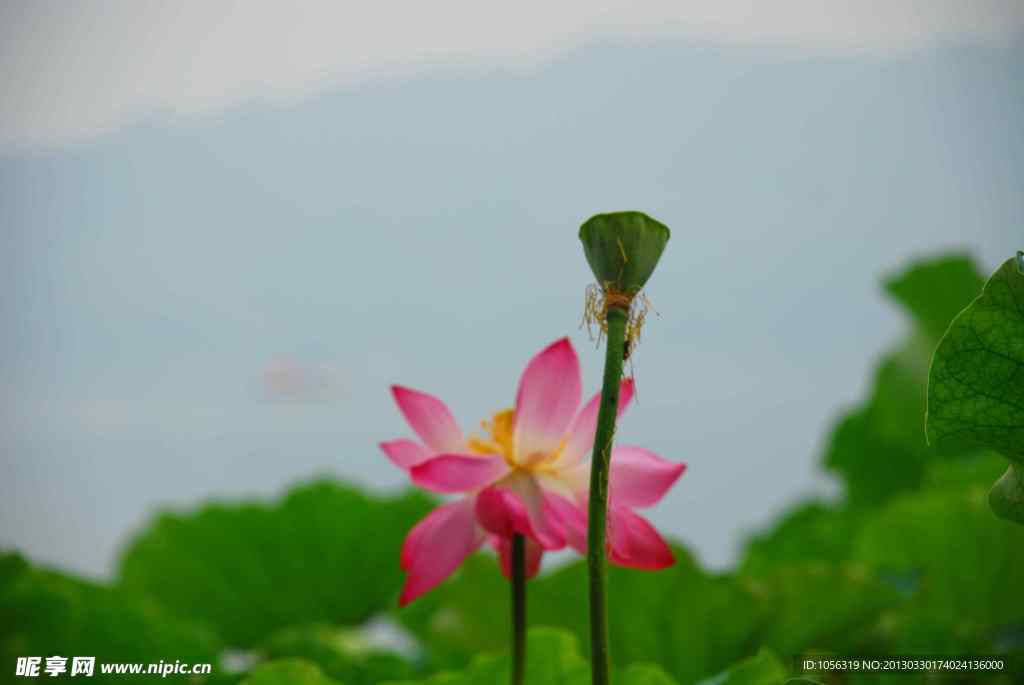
[
  {"xmin": 927, "ymin": 253, "xmax": 1024, "ymax": 523},
  {"xmin": 119, "ymin": 480, "xmax": 435, "ymax": 646},
  {"xmin": 0, "ymin": 552, "xmax": 221, "ymax": 683}
]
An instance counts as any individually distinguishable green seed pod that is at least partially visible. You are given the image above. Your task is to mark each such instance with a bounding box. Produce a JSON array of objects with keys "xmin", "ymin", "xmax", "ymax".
[{"xmin": 579, "ymin": 211, "xmax": 670, "ymax": 296}]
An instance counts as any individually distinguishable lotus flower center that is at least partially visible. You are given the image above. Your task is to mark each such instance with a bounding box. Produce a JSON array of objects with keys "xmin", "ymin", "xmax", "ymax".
[{"xmin": 467, "ymin": 408, "xmax": 561, "ymax": 471}]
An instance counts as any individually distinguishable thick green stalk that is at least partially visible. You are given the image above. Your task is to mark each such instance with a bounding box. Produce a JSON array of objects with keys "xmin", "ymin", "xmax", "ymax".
[
  {"xmin": 511, "ymin": 534, "xmax": 527, "ymax": 685},
  {"xmin": 587, "ymin": 306, "xmax": 628, "ymax": 685}
]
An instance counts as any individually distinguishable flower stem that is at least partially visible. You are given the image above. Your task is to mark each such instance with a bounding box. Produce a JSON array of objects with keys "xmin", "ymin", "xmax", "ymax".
[
  {"xmin": 587, "ymin": 306, "xmax": 628, "ymax": 685},
  {"xmin": 511, "ymin": 533, "xmax": 527, "ymax": 685}
]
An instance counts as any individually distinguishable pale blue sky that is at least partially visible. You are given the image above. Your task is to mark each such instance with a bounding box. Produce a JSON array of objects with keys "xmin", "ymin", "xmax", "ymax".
[{"xmin": 1, "ymin": 4, "xmax": 1021, "ymax": 577}]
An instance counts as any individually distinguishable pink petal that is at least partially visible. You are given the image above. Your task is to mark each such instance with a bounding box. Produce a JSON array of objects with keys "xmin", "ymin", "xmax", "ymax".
[
  {"xmin": 545, "ymin": 493, "xmax": 588, "ymax": 555},
  {"xmin": 475, "ymin": 476, "xmax": 566, "ymax": 550},
  {"xmin": 409, "ymin": 453, "xmax": 509, "ymax": 493},
  {"xmin": 606, "ymin": 505, "xmax": 674, "ymax": 570},
  {"xmin": 548, "ymin": 461, "xmax": 591, "ymax": 499},
  {"xmin": 475, "ymin": 487, "xmax": 531, "ymax": 539},
  {"xmin": 513, "ymin": 338, "xmax": 582, "ymax": 463},
  {"xmin": 561, "ymin": 378, "xmax": 635, "ymax": 465},
  {"xmin": 391, "ymin": 385, "xmax": 464, "ymax": 453},
  {"xmin": 609, "ymin": 446, "xmax": 686, "ymax": 508},
  {"xmin": 379, "ymin": 439, "xmax": 431, "ymax": 471},
  {"xmin": 399, "ymin": 498, "xmax": 484, "ymax": 606},
  {"xmin": 503, "ymin": 474, "xmax": 567, "ymax": 549},
  {"xmin": 489, "ymin": 535, "xmax": 543, "ymax": 579}
]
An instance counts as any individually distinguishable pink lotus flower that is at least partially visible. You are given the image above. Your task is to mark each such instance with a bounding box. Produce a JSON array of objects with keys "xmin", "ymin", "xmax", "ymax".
[{"xmin": 380, "ymin": 337, "xmax": 686, "ymax": 606}]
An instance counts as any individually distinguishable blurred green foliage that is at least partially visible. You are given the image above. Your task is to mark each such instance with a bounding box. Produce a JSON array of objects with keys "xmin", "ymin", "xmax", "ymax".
[
  {"xmin": 231, "ymin": 628, "xmax": 692, "ymax": 685},
  {"xmin": 259, "ymin": 623, "xmax": 417, "ymax": 684},
  {"xmin": 693, "ymin": 649, "xmax": 787, "ymax": 685},
  {"xmin": 2, "ymin": 252, "xmax": 1022, "ymax": 684},
  {"xmin": 240, "ymin": 659, "xmax": 343, "ymax": 685},
  {"xmin": 381, "ymin": 628, "xmax": 681, "ymax": 685},
  {"xmin": 118, "ymin": 482, "xmax": 434, "ymax": 646},
  {"xmin": 823, "ymin": 255, "xmax": 985, "ymax": 505},
  {"xmin": 398, "ymin": 547, "xmax": 770, "ymax": 683},
  {"xmin": 0, "ymin": 553, "xmax": 220, "ymax": 683}
]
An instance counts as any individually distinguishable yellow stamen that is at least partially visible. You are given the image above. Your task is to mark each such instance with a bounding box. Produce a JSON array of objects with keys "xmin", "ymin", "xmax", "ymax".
[
  {"xmin": 468, "ymin": 408, "xmax": 517, "ymax": 466},
  {"xmin": 468, "ymin": 408, "xmax": 571, "ymax": 477}
]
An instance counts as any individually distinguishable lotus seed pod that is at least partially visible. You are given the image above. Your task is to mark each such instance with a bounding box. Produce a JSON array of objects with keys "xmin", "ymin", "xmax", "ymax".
[{"xmin": 579, "ymin": 211, "xmax": 670, "ymax": 297}]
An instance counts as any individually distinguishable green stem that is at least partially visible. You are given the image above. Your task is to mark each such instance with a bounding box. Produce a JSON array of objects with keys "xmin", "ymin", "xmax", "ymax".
[
  {"xmin": 587, "ymin": 306, "xmax": 628, "ymax": 685},
  {"xmin": 511, "ymin": 533, "xmax": 527, "ymax": 685}
]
